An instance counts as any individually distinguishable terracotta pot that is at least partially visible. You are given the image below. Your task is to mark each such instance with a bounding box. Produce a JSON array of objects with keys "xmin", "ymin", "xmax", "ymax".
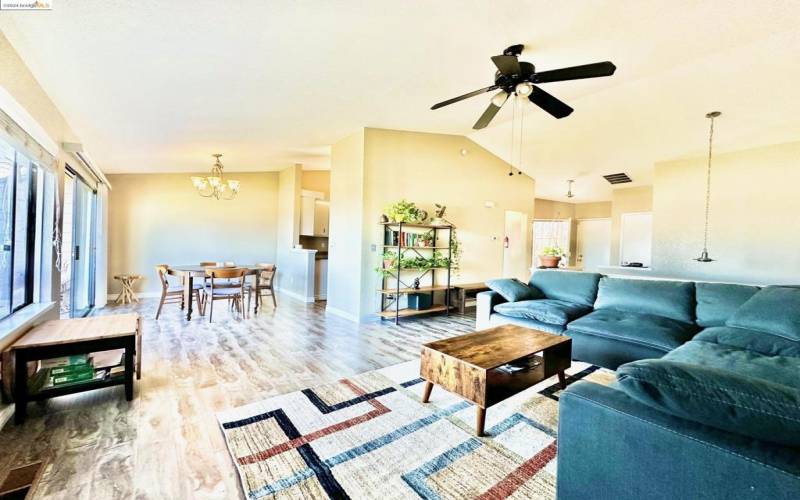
[{"xmin": 539, "ymin": 255, "xmax": 561, "ymax": 268}]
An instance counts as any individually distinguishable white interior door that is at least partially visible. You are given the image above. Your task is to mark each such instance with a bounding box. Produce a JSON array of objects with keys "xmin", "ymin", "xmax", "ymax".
[
  {"xmin": 576, "ymin": 219, "xmax": 611, "ymax": 272},
  {"xmin": 502, "ymin": 210, "xmax": 528, "ymax": 280}
]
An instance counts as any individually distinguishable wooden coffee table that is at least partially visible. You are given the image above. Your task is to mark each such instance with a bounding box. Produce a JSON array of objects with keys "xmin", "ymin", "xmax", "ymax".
[{"xmin": 420, "ymin": 324, "xmax": 571, "ymax": 436}]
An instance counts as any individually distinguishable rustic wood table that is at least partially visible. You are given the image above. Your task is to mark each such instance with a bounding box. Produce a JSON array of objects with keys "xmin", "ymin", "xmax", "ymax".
[
  {"xmin": 9, "ymin": 313, "xmax": 142, "ymax": 424},
  {"xmin": 114, "ymin": 274, "xmax": 142, "ymax": 304},
  {"xmin": 420, "ymin": 324, "xmax": 571, "ymax": 436},
  {"xmin": 452, "ymin": 282, "xmax": 490, "ymax": 313}
]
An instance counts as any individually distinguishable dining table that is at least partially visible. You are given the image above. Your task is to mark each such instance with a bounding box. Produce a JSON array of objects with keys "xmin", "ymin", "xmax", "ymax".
[{"xmin": 167, "ymin": 264, "xmax": 263, "ymax": 320}]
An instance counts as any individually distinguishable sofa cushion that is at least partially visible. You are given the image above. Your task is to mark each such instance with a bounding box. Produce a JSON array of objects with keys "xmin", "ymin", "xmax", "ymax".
[
  {"xmin": 494, "ymin": 299, "xmax": 592, "ymax": 326},
  {"xmin": 567, "ymin": 309, "xmax": 698, "ymax": 353},
  {"xmin": 528, "ymin": 270, "xmax": 601, "ymax": 307},
  {"xmin": 695, "ymin": 326, "xmax": 800, "ymax": 358},
  {"xmin": 726, "ymin": 286, "xmax": 800, "ymax": 341},
  {"xmin": 486, "ymin": 278, "xmax": 543, "ymax": 303},
  {"xmin": 695, "ymin": 282, "xmax": 760, "ymax": 327},
  {"xmin": 488, "ymin": 313, "xmax": 565, "ymax": 334},
  {"xmin": 617, "ymin": 356, "xmax": 800, "ymax": 447},
  {"xmin": 594, "ymin": 277, "xmax": 695, "ymax": 323}
]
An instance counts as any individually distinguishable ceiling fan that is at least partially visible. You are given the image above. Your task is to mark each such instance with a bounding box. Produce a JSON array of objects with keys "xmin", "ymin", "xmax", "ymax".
[{"xmin": 431, "ymin": 44, "xmax": 616, "ymax": 129}]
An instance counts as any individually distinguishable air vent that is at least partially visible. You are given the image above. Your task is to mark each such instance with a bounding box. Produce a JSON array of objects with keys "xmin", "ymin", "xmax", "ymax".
[{"xmin": 603, "ymin": 173, "xmax": 632, "ymax": 185}]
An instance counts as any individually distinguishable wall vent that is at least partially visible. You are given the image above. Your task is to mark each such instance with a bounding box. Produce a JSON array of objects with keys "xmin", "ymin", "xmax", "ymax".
[{"xmin": 603, "ymin": 173, "xmax": 632, "ymax": 184}]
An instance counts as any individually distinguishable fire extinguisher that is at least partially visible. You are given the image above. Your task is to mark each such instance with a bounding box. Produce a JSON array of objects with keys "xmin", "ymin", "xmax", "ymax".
[{"xmin": 503, "ymin": 236, "xmax": 509, "ymax": 248}]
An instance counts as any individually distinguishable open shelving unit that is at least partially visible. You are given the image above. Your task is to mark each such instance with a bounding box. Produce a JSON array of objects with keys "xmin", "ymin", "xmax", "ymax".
[{"xmin": 378, "ymin": 221, "xmax": 454, "ymax": 324}]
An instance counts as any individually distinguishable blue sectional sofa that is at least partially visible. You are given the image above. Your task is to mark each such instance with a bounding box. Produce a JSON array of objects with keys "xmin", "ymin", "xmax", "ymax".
[{"xmin": 476, "ymin": 270, "xmax": 800, "ymax": 499}]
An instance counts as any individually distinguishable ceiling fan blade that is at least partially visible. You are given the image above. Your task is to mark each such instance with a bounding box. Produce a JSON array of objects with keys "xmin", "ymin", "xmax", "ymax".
[
  {"xmin": 431, "ymin": 85, "xmax": 498, "ymax": 110},
  {"xmin": 533, "ymin": 61, "xmax": 616, "ymax": 83},
  {"xmin": 529, "ymin": 86, "xmax": 573, "ymax": 119},
  {"xmin": 473, "ymin": 102, "xmax": 503, "ymax": 129},
  {"xmin": 491, "ymin": 55, "xmax": 521, "ymax": 76}
]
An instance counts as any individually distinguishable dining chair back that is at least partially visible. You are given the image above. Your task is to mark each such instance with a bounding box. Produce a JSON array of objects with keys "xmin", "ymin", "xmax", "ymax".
[
  {"xmin": 251, "ymin": 263, "xmax": 278, "ymax": 310},
  {"xmin": 155, "ymin": 264, "xmax": 204, "ymax": 319},
  {"xmin": 200, "ymin": 261, "xmax": 218, "ymax": 267},
  {"xmin": 205, "ymin": 267, "xmax": 248, "ymax": 322}
]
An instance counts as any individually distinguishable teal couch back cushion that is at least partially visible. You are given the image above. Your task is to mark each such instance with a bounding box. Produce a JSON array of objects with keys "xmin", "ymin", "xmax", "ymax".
[
  {"xmin": 695, "ymin": 282, "xmax": 760, "ymax": 327},
  {"xmin": 486, "ymin": 278, "xmax": 543, "ymax": 302},
  {"xmin": 594, "ymin": 277, "xmax": 695, "ymax": 323},
  {"xmin": 617, "ymin": 357, "xmax": 800, "ymax": 447},
  {"xmin": 727, "ymin": 286, "xmax": 800, "ymax": 341},
  {"xmin": 528, "ymin": 270, "xmax": 601, "ymax": 307}
]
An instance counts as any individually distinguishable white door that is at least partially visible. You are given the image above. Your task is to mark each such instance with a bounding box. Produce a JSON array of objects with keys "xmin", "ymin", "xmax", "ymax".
[
  {"xmin": 576, "ymin": 219, "xmax": 611, "ymax": 272},
  {"xmin": 502, "ymin": 210, "xmax": 529, "ymax": 280}
]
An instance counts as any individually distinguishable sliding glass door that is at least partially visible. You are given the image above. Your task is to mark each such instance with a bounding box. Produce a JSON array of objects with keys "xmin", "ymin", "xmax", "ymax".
[{"xmin": 66, "ymin": 170, "xmax": 96, "ymax": 317}]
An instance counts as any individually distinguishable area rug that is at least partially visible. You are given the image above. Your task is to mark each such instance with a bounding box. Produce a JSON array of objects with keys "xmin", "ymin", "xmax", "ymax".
[{"xmin": 218, "ymin": 360, "xmax": 614, "ymax": 499}]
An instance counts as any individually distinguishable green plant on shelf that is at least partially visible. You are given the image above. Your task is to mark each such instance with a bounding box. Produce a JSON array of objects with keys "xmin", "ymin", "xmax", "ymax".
[
  {"xmin": 385, "ymin": 199, "xmax": 425, "ymax": 223},
  {"xmin": 541, "ymin": 245, "xmax": 564, "ymax": 257},
  {"xmin": 375, "ymin": 252, "xmax": 451, "ymax": 277}
]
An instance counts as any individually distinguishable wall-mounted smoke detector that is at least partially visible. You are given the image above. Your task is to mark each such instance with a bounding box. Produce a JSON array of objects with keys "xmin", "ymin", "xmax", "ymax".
[{"xmin": 603, "ymin": 172, "xmax": 632, "ymax": 185}]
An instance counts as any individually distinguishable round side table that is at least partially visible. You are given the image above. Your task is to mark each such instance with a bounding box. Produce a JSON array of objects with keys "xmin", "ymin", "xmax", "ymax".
[{"xmin": 114, "ymin": 274, "xmax": 142, "ymax": 304}]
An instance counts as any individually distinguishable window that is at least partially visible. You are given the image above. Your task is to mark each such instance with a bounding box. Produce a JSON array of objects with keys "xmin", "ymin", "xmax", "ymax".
[
  {"xmin": 532, "ymin": 219, "xmax": 571, "ymax": 264},
  {"xmin": 0, "ymin": 137, "xmax": 51, "ymax": 319}
]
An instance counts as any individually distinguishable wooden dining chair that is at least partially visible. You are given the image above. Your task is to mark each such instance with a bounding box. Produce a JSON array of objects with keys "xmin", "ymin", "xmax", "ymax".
[
  {"xmin": 205, "ymin": 267, "xmax": 248, "ymax": 322},
  {"xmin": 155, "ymin": 265, "xmax": 205, "ymax": 319},
  {"xmin": 249, "ymin": 264, "xmax": 277, "ymax": 311}
]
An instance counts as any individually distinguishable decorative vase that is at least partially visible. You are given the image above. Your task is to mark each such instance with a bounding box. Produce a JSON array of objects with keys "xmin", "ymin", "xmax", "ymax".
[{"xmin": 539, "ymin": 255, "xmax": 561, "ymax": 268}]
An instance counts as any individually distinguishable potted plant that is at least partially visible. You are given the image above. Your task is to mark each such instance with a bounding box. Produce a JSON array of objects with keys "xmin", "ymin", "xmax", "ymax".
[
  {"xmin": 385, "ymin": 200, "xmax": 425, "ymax": 223},
  {"xmin": 418, "ymin": 231, "xmax": 434, "ymax": 247},
  {"xmin": 539, "ymin": 246, "xmax": 563, "ymax": 268}
]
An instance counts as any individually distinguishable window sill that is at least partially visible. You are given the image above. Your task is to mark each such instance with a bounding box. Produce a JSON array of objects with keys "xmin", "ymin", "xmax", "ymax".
[{"xmin": 0, "ymin": 302, "xmax": 57, "ymax": 352}]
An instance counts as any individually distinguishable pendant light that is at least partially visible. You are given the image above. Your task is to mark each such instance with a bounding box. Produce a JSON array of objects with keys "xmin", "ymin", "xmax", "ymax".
[
  {"xmin": 566, "ymin": 179, "xmax": 575, "ymax": 198},
  {"xmin": 694, "ymin": 111, "xmax": 721, "ymax": 262}
]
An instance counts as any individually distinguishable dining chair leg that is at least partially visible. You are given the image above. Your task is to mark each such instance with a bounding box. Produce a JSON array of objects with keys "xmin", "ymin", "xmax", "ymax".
[
  {"xmin": 208, "ymin": 298, "xmax": 214, "ymax": 323},
  {"xmin": 247, "ymin": 291, "xmax": 252, "ymax": 317},
  {"xmin": 155, "ymin": 291, "xmax": 166, "ymax": 320},
  {"xmin": 271, "ymin": 287, "xmax": 277, "ymax": 308}
]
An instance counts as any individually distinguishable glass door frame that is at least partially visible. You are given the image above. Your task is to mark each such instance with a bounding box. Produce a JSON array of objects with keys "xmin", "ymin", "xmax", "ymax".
[{"xmin": 66, "ymin": 165, "xmax": 97, "ymax": 318}]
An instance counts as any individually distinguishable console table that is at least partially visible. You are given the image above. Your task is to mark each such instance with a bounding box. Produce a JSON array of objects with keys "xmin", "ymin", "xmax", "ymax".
[{"xmin": 9, "ymin": 314, "xmax": 141, "ymax": 424}]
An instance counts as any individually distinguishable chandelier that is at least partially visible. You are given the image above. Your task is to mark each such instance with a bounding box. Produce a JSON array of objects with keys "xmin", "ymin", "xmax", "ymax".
[{"xmin": 191, "ymin": 153, "xmax": 240, "ymax": 200}]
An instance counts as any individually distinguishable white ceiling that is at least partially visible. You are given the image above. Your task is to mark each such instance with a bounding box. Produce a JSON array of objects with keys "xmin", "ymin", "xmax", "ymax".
[{"xmin": 2, "ymin": 1, "xmax": 799, "ymax": 201}]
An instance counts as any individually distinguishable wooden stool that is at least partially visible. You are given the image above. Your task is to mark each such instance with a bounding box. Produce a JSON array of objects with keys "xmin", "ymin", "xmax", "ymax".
[{"xmin": 114, "ymin": 274, "xmax": 142, "ymax": 304}]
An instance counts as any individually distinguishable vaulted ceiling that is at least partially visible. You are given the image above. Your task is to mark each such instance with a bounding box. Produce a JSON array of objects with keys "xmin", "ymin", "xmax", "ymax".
[{"xmin": 2, "ymin": 1, "xmax": 798, "ymax": 201}]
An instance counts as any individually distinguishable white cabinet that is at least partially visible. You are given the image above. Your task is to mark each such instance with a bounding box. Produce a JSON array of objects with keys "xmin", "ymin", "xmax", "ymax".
[
  {"xmin": 300, "ymin": 192, "xmax": 330, "ymax": 237},
  {"xmin": 313, "ymin": 201, "xmax": 329, "ymax": 236}
]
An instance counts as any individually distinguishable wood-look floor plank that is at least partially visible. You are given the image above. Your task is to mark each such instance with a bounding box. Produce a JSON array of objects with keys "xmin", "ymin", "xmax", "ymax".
[{"xmin": 0, "ymin": 297, "xmax": 475, "ymax": 499}]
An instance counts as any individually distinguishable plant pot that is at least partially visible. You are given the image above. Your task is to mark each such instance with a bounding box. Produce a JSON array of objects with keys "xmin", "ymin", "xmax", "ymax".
[
  {"xmin": 383, "ymin": 259, "xmax": 395, "ymax": 269},
  {"xmin": 539, "ymin": 255, "xmax": 561, "ymax": 268}
]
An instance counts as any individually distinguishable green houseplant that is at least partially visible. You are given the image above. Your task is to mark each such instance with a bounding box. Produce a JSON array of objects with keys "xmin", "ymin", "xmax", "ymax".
[
  {"xmin": 385, "ymin": 200, "xmax": 425, "ymax": 223},
  {"xmin": 539, "ymin": 245, "xmax": 564, "ymax": 268}
]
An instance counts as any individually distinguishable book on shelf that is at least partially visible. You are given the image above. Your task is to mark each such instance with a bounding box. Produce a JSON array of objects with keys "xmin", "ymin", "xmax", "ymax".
[
  {"xmin": 90, "ymin": 350, "xmax": 124, "ymax": 370},
  {"xmin": 40, "ymin": 354, "xmax": 90, "ymax": 369},
  {"xmin": 45, "ymin": 369, "xmax": 107, "ymax": 389},
  {"xmin": 50, "ymin": 364, "xmax": 94, "ymax": 377}
]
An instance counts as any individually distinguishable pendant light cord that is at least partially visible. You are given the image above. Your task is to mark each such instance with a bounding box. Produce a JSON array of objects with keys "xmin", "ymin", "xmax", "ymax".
[{"xmin": 702, "ymin": 116, "xmax": 716, "ymax": 251}]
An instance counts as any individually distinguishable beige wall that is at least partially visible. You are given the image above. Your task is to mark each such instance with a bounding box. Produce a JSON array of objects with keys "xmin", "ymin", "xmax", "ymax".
[
  {"xmin": 533, "ymin": 199, "xmax": 574, "ymax": 219},
  {"xmin": 327, "ymin": 130, "xmax": 365, "ymax": 320},
  {"xmin": 610, "ymin": 186, "xmax": 653, "ymax": 265},
  {"xmin": 652, "ymin": 141, "xmax": 800, "ymax": 285},
  {"xmin": 107, "ymin": 172, "xmax": 279, "ymax": 293},
  {"xmin": 329, "ymin": 128, "xmax": 535, "ymax": 320},
  {"xmin": 301, "ymin": 170, "xmax": 331, "ymax": 198},
  {"xmin": 575, "ymin": 201, "xmax": 612, "ymax": 219}
]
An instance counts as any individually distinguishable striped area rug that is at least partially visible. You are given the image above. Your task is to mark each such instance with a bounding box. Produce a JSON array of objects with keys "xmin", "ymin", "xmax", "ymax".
[{"xmin": 218, "ymin": 360, "xmax": 614, "ymax": 499}]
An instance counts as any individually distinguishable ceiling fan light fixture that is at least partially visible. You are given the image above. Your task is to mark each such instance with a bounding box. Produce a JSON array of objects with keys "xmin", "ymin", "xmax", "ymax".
[
  {"xmin": 491, "ymin": 90, "xmax": 509, "ymax": 107},
  {"xmin": 515, "ymin": 82, "xmax": 533, "ymax": 97}
]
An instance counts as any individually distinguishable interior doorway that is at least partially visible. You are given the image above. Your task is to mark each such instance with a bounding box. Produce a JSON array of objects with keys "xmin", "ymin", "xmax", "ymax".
[
  {"xmin": 502, "ymin": 210, "xmax": 529, "ymax": 280},
  {"xmin": 576, "ymin": 219, "xmax": 611, "ymax": 272}
]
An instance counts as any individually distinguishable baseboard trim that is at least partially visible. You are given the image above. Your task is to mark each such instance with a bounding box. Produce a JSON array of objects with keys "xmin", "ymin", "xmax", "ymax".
[
  {"xmin": 325, "ymin": 306, "xmax": 359, "ymax": 323},
  {"xmin": 276, "ymin": 288, "xmax": 315, "ymax": 303}
]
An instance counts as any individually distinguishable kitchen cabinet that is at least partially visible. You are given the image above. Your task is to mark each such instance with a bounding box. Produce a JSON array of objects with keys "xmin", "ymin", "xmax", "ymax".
[{"xmin": 300, "ymin": 193, "xmax": 330, "ymax": 237}]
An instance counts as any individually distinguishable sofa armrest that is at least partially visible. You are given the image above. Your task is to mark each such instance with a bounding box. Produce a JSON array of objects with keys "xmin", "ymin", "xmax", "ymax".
[
  {"xmin": 476, "ymin": 290, "xmax": 506, "ymax": 330},
  {"xmin": 557, "ymin": 381, "xmax": 800, "ymax": 500}
]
